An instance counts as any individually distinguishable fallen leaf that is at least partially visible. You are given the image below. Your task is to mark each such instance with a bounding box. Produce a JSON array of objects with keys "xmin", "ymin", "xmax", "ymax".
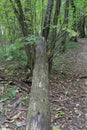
[
  {"xmin": 11, "ymin": 113, "xmax": 20, "ymax": 120},
  {"xmin": 15, "ymin": 121, "xmax": 26, "ymax": 127}
]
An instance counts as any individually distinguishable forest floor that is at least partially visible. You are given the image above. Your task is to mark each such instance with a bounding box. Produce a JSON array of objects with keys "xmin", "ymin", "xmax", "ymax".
[{"xmin": 0, "ymin": 39, "xmax": 87, "ymax": 130}]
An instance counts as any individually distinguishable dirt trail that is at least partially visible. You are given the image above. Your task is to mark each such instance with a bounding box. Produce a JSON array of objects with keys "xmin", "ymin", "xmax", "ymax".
[
  {"xmin": 50, "ymin": 39, "xmax": 87, "ymax": 130},
  {"xmin": 79, "ymin": 39, "xmax": 87, "ymax": 71},
  {"xmin": 77, "ymin": 38, "xmax": 87, "ymax": 107},
  {"xmin": 77, "ymin": 38, "xmax": 87, "ymax": 129}
]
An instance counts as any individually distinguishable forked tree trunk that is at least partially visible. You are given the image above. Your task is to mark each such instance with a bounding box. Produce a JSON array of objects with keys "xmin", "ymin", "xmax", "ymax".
[
  {"xmin": 48, "ymin": 0, "xmax": 61, "ymax": 72},
  {"xmin": 9, "ymin": 0, "xmax": 35, "ymax": 75},
  {"xmin": 26, "ymin": 37, "xmax": 51, "ymax": 130}
]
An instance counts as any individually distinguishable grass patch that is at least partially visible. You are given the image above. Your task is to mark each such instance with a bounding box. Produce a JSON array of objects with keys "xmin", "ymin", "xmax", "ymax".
[{"xmin": 66, "ymin": 41, "xmax": 79, "ymax": 50}]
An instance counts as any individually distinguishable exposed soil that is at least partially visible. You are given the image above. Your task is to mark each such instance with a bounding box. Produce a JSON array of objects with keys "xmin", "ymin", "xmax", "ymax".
[
  {"xmin": 50, "ymin": 38, "xmax": 87, "ymax": 130},
  {"xmin": 0, "ymin": 39, "xmax": 87, "ymax": 130}
]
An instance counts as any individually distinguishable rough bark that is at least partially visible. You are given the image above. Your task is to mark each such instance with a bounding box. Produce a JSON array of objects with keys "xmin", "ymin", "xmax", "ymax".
[
  {"xmin": 59, "ymin": 0, "xmax": 69, "ymax": 53},
  {"xmin": 9, "ymin": 0, "xmax": 35, "ymax": 75},
  {"xmin": 42, "ymin": 0, "xmax": 54, "ymax": 40},
  {"xmin": 10, "ymin": 0, "xmax": 28, "ymax": 36},
  {"xmin": 70, "ymin": 0, "xmax": 85, "ymax": 39},
  {"xmin": 48, "ymin": 0, "xmax": 61, "ymax": 72},
  {"xmin": 70, "ymin": 0, "xmax": 77, "ymax": 41},
  {"xmin": 70, "ymin": 0, "xmax": 77, "ymax": 30},
  {"xmin": 24, "ymin": 0, "xmax": 35, "ymax": 74},
  {"xmin": 26, "ymin": 37, "xmax": 50, "ymax": 130},
  {"xmin": 77, "ymin": 16, "xmax": 85, "ymax": 38}
]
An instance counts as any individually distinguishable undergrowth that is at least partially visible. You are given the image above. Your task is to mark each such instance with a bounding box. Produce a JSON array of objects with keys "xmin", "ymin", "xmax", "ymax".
[
  {"xmin": 0, "ymin": 42, "xmax": 27, "ymax": 63},
  {"xmin": 0, "ymin": 40, "xmax": 79, "ymax": 65}
]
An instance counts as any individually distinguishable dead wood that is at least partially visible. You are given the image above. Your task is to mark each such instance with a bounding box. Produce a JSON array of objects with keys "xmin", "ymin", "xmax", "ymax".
[{"xmin": 26, "ymin": 37, "xmax": 51, "ymax": 130}]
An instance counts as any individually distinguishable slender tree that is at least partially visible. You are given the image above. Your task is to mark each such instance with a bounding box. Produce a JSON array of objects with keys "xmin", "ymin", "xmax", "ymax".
[
  {"xmin": 42, "ymin": 0, "xmax": 54, "ymax": 40},
  {"xmin": 48, "ymin": 0, "xmax": 61, "ymax": 72},
  {"xmin": 9, "ymin": 0, "xmax": 35, "ymax": 75},
  {"xmin": 77, "ymin": 15, "xmax": 85, "ymax": 38},
  {"xmin": 70, "ymin": 0, "xmax": 85, "ymax": 38},
  {"xmin": 10, "ymin": 0, "xmax": 29, "ymax": 36},
  {"xmin": 59, "ymin": 0, "xmax": 69, "ymax": 53},
  {"xmin": 70, "ymin": 0, "xmax": 77, "ymax": 40}
]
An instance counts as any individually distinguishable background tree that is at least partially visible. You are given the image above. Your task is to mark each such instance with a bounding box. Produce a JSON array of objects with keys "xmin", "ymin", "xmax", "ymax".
[
  {"xmin": 59, "ymin": 0, "xmax": 69, "ymax": 53},
  {"xmin": 42, "ymin": 0, "xmax": 54, "ymax": 40},
  {"xmin": 0, "ymin": 0, "xmax": 87, "ymax": 73},
  {"xmin": 9, "ymin": 0, "xmax": 35, "ymax": 75},
  {"xmin": 48, "ymin": 0, "xmax": 61, "ymax": 72},
  {"xmin": 70, "ymin": 0, "xmax": 77, "ymax": 40}
]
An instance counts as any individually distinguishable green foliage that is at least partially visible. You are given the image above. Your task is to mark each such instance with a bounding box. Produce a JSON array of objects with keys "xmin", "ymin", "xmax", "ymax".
[
  {"xmin": 0, "ymin": 34, "xmax": 38, "ymax": 62},
  {"xmin": 0, "ymin": 42, "xmax": 27, "ymax": 62},
  {"xmin": 66, "ymin": 41, "xmax": 79, "ymax": 50},
  {"xmin": 23, "ymin": 95, "xmax": 29, "ymax": 106},
  {"xmin": 0, "ymin": 49, "xmax": 5, "ymax": 61},
  {"xmin": 0, "ymin": 0, "xmax": 86, "ymax": 43},
  {"xmin": 7, "ymin": 70, "xmax": 14, "ymax": 76},
  {"xmin": 5, "ymin": 42, "xmax": 23, "ymax": 59},
  {"xmin": 0, "ymin": 97, "xmax": 8, "ymax": 103},
  {"xmin": 52, "ymin": 125, "xmax": 61, "ymax": 130},
  {"xmin": 3, "ymin": 35, "xmax": 38, "ymax": 61},
  {"xmin": 55, "ymin": 108, "xmax": 65, "ymax": 118},
  {"xmin": 23, "ymin": 35, "xmax": 38, "ymax": 45},
  {"xmin": 6, "ymin": 87, "xmax": 18, "ymax": 99},
  {"xmin": 65, "ymin": 28, "xmax": 79, "ymax": 38},
  {"xmin": 0, "ymin": 87, "xmax": 18, "ymax": 103}
]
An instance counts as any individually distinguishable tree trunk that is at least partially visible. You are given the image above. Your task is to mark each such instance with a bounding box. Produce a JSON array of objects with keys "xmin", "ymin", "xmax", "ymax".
[
  {"xmin": 25, "ymin": 44, "xmax": 35, "ymax": 75},
  {"xmin": 70, "ymin": 0, "xmax": 77, "ymax": 41},
  {"xmin": 77, "ymin": 16, "xmax": 85, "ymax": 38},
  {"xmin": 42, "ymin": 0, "xmax": 54, "ymax": 40},
  {"xmin": 59, "ymin": 0, "xmax": 69, "ymax": 53},
  {"xmin": 41, "ymin": 0, "xmax": 54, "ymax": 73},
  {"xmin": 70, "ymin": 0, "xmax": 85, "ymax": 39},
  {"xmin": 9, "ymin": 0, "xmax": 35, "ymax": 75},
  {"xmin": 48, "ymin": 0, "xmax": 61, "ymax": 72},
  {"xmin": 26, "ymin": 37, "xmax": 50, "ymax": 130}
]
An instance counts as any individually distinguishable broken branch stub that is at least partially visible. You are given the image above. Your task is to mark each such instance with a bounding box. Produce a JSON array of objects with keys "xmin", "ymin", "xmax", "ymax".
[{"xmin": 26, "ymin": 37, "xmax": 51, "ymax": 130}]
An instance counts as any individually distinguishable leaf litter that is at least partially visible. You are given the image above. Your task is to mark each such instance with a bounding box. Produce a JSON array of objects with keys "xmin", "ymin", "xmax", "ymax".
[{"xmin": 0, "ymin": 39, "xmax": 87, "ymax": 130}]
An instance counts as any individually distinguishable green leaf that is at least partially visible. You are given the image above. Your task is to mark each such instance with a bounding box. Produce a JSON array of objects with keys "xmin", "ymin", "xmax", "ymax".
[
  {"xmin": 7, "ymin": 88, "xmax": 18, "ymax": 99},
  {"xmin": 0, "ymin": 97, "xmax": 8, "ymax": 103},
  {"xmin": 55, "ymin": 108, "xmax": 65, "ymax": 118},
  {"xmin": 52, "ymin": 126, "xmax": 61, "ymax": 130}
]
